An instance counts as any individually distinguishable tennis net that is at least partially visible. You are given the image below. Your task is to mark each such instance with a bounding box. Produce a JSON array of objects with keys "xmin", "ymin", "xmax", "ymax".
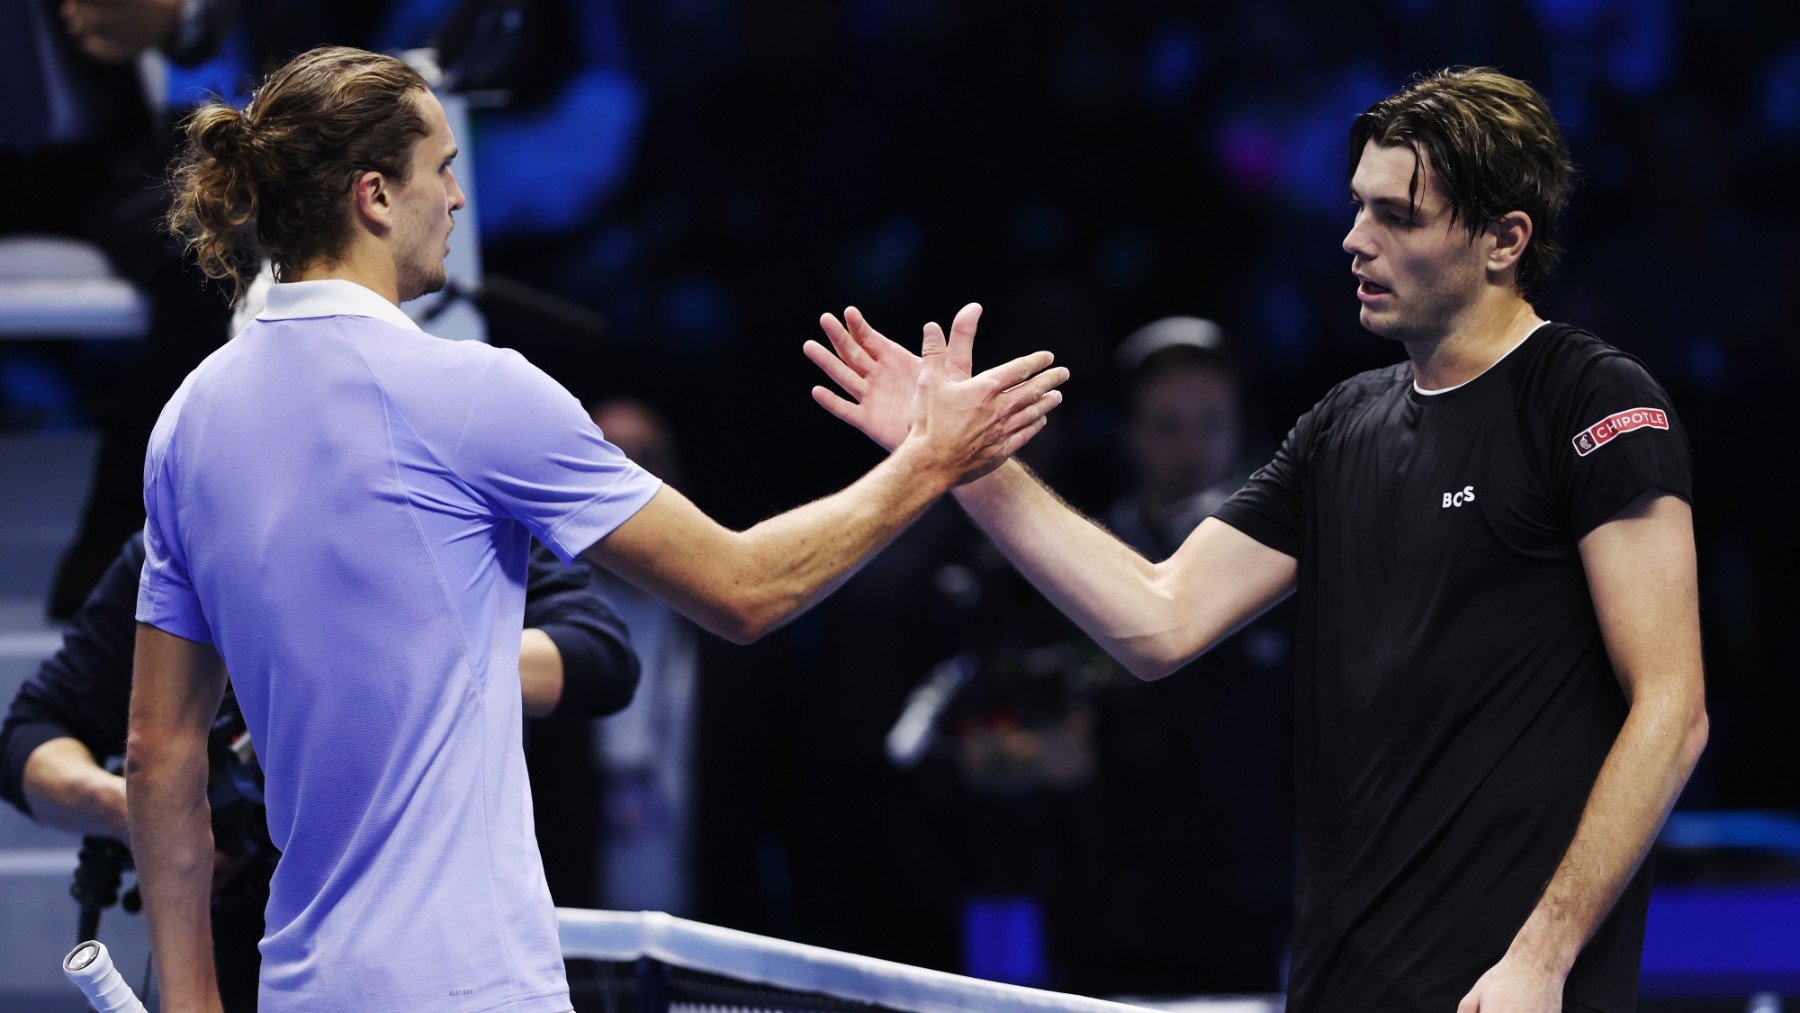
[{"xmin": 556, "ymin": 908, "xmax": 1156, "ymax": 1013}]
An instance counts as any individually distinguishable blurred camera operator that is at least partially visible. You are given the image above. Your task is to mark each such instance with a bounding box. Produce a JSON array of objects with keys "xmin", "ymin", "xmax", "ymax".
[{"xmin": 1081, "ymin": 318, "xmax": 1293, "ymax": 993}]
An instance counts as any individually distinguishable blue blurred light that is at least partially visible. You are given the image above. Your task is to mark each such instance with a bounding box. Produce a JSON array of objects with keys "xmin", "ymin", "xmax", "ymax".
[
  {"xmin": 843, "ymin": 218, "xmax": 924, "ymax": 299},
  {"xmin": 1284, "ymin": 62, "xmax": 1391, "ymax": 213},
  {"xmin": 473, "ymin": 70, "xmax": 646, "ymax": 240},
  {"xmin": 0, "ymin": 353, "xmax": 79, "ymax": 430},
  {"xmin": 369, "ymin": 0, "xmax": 461, "ymax": 53},
  {"xmin": 1683, "ymin": 333, "xmax": 1729, "ymax": 389},
  {"xmin": 162, "ymin": 29, "xmax": 254, "ymax": 109},
  {"xmin": 1252, "ymin": 275, "xmax": 1315, "ymax": 365},
  {"xmin": 1095, "ymin": 231, "xmax": 1153, "ymax": 289},
  {"xmin": 1760, "ymin": 43, "xmax": 1800, "ymax": 141},
  {"xmin": 657, "ymin": 278, "xmax": 732, "ymax": 352},
  {"xmin": 1662, "ymin": 810, "xmax": 1800, "ymax": 858},
  {"xmin": 1140, "ymin": 26, "xmax": 1207, "ymax": 108},
  {"xmin": 1013, "ymin": 206, "xmax": 1069, "ymax": 255},
  {"xmin": 962, "ymin": 895, "xmax": 1049, "ymax": 987},
  {"xmin": 1641, "ymin": 885, "xmax": 1800, "ymax": 994}
]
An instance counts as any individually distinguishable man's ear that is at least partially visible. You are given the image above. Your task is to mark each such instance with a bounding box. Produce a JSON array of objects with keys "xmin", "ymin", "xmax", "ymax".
[
  {"xmin": 1485, "ymin": 210, "xmax": 1533, "ymax": 279},
  {"xmin": 350, "ymin": 170, "xmax": 393, "ymax": 233}
]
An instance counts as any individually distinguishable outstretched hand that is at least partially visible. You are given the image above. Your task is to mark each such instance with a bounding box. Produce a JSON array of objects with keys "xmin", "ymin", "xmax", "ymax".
[
  {"xmin": 806, "ymin": 303, "xmax": 1064, "ymax": 483},
  {"xmin": 807, "ymin": 306, "xmax": 929, "ymax": 451}
]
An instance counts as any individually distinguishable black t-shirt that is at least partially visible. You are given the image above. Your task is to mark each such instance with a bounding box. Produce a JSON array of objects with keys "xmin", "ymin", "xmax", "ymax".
[{"xmin": 1212, "ymin": 323, "xmax": 1691, "ymax": 1012}]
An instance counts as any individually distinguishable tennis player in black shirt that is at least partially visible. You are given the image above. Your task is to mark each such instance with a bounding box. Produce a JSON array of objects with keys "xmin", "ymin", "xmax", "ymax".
[{"xmin": 805, "ymin": 68, "xmax": 1705, "ymax": 1012}]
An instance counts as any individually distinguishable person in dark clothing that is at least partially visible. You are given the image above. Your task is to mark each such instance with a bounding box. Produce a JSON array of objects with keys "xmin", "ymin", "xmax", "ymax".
[
  {"xmin": 0, "ymin": 530, "xmax": 639, "ymax": 1012},
  {"xmin": 1076, "ymin": 319, "xmax": 1293, "ymax": 994},
  {"xmin": 806, "ymin": 68, "xmax": 1706, "ymax": 1011}
]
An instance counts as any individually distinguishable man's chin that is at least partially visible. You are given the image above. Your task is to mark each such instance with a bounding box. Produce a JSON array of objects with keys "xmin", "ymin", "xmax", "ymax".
[
  {"xmin": 399, "ymin": 271, "xmax": 449, "ymax": 304},
  {"xmin": 1359, "ymin": 307, "xmax": 1409, "ymax": 343}
]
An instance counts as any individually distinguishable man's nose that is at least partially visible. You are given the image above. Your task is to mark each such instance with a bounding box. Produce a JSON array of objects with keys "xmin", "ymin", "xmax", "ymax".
[{"xmin": 1343, "ymin": 216, "xmax": 1372, "ymax": 259}]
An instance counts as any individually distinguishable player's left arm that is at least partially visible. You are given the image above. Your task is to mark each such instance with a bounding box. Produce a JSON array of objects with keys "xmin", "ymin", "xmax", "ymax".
[
  {"xmin": 126, "ymin": 623, "xmax": 230, "ymax": 1013},
  {"xmin": 1460, "ymin": 490, "xmax": 1707, "ymax": 1011}
]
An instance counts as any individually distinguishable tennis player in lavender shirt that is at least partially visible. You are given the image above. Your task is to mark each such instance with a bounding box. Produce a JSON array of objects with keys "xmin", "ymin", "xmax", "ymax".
[{"xmin": 128, "ymin": 47, "xmax": 1067, "ymax": 1013}]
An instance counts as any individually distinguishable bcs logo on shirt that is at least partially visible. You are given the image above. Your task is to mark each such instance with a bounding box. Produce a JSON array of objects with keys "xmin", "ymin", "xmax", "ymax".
[{"xmin": 1572, "ymin": 407, "xmax": 1668, "ymax": 457}]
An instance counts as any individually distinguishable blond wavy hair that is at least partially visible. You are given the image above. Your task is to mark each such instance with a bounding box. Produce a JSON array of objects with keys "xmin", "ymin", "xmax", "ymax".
[{"xmin": 165, "ymin": 46, "xmax": 431, "ymax": 302}]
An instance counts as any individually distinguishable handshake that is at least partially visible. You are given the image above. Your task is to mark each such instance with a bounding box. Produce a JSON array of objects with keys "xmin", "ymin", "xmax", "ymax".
[{"xmin": 803, "ymin": 303, "xmax": 1069, "ymax": 484}]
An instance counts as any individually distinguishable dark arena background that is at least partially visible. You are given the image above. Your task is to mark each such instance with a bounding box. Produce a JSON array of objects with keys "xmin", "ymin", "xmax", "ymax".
[{"xmin": 3, "ymin": 0, "xmax": 1798, "ymax": 1009}]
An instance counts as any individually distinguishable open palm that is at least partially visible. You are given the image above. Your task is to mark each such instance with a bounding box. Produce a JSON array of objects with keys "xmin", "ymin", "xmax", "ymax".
[{"xmin": 805, "ymin": 304, "xmax": 981, "ymax": 452}]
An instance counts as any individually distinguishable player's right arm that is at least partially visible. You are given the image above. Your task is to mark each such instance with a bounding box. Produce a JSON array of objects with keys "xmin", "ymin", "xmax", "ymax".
[
  {"xmin": 807, "ymin": 305, "xmax": 1295, "ymax": 679},
  {"xmin": 587, "ymin": 317, "xmax": 1067, "ymax": 644},
  {"xmin": 955, "ymin": 464, "xmax": 1295, "ymax": 679},
  {"xmin": 126, "ymin": 623, "xmax": 227, "ymax": 1013}
]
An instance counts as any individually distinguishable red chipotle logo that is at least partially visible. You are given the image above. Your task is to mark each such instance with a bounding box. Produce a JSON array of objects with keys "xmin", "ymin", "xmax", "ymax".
[{"xmin": 1572, "ymin": 407, "xmax": 1669, "ymax": 457}]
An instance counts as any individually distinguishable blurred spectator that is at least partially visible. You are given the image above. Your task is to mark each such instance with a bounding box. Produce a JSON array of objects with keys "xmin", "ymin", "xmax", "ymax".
[
  {"xmin": 2, "ymin": 0, "xmax": 237, "ymax": 618},
  {"xmin": 8, "ymin": 0, "xmax": 1798, "ymax": 995},
  {"xmin": 1073, "ymin": 317, "xmax": 1295, "ymax": 995},
  {"xmin": 529, "ymin": 397, "xmax": 702, "ymax": 915},
  {"xmin": 1105, "ymin": 317, "xmax": 1245, "ymax": 553},
  {"xmin": 587, "ymin": 398, "xmax": 701, "ymax": 915}
]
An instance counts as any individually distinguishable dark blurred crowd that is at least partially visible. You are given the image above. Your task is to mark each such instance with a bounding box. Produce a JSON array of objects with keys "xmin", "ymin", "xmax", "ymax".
[{"xmin": 5, "ymin": 0, "xmax": 1798, "ymax": 998}]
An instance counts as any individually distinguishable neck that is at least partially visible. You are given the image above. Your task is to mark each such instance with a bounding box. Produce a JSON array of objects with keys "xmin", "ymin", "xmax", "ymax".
[
  {"xmin": 1404, "ymin": 294, "xmax": 1543, "ymax": 391},
  {"xmin": 289, "ymin": 243, "xmax": 401, "ymax": 307}
]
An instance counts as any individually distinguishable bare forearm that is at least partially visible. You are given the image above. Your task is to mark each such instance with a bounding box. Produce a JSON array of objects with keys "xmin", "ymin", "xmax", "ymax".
[
  {"xmin": 593, "ymin": 442, "xmax": 955, "ymax": 645},
  {"xmin": 1508, "ymin": 693, "xmax": 1707, "ymax": 975},
  {"xmin": 719, "ymin": 442, "xmax": 952, "ymax": 640},
  {"xmin": 127, "ymin": 624, "xmax": 228, "ymax": 1011},
  {"xmin": 953, "ymin": 462, "xmax": 1176, "ymax": 673},
  {"xmin": 21, "ymin": 738, "xmax": 129, "ymax": 839},
  {"xmin": 954, "ymin": 461, "xmax": 1295, "ymax": 679},
  {"xmin": 126, "ymin": 747, "xmax": 222, "ymax": 1010}
]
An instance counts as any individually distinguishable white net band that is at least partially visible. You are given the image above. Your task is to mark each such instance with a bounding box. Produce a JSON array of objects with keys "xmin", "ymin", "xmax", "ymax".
[{"xmin": 557, "ymin": 908, "xmax": 1153, "ymax": 1013}]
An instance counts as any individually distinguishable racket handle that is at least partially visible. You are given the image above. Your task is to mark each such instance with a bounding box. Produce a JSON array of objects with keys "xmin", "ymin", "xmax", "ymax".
[{"xmin": 64, "ymin": 940, "xmax": 148, "ymax": 1013}]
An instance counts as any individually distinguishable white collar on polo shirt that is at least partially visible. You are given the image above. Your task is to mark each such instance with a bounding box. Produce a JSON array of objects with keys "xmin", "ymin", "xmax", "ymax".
[{"xmin": 257, "ymin": 279, "xmax": 423, "ymax": 333}]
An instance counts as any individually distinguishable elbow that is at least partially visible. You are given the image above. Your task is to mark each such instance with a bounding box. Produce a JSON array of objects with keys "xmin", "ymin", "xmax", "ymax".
[
  {"xmin": 610, "ymin": 658, "xmax": 643, "ymax": 714},
  {"xmin": 1683, "ymin": 703, "xmax": 1709, "ymax": 772},
  {"xmin": 1636, "ymin": 684, "xmax": 1709, "ymax": 777},
  {"xmin": 121, "ymin": 731, "xmax": 156, "ymax": 780},
  {"xmin": 1663, "ymin": 677, "xmax": 1708, "ymax": 772},
  {"xmin": 720, "ymin": 624, "xmax": 764, "ymax": 647},
  {"xmin": 709, "ymin": 567, "xmax": 800, "ymax": 645},
  {"xmin": 122, "ymin": 727, "xmax": 203, "ymax": 786},
  {"xmin": 1115, "ymin": 573, "xmax": 1209, "ymax": 681},
  {"xmin": 691, "ymin": 535, "xmax": 792, "ymax": 645},
  {"xmin": 711, "ymin": 601, "xmax": 781, "ymax": 646},
  {"xmin": 1119, "ymin": 633, "xmax": 1190, "ymax": 682},
  {"xmin": 1117, "ymin": 600, "xmax": 1201, "ymax": 681},
  {"xmin": 546, "ymin": 635, "xmax": 642, "ymax": 719},
  {"xmin": 1122, "ymin": 650, "xmax": 1180, "ymax": 682}
]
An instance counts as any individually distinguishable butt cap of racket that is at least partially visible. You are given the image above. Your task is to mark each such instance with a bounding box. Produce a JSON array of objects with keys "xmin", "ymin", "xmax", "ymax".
[{"xmin": 63, "ymin": 940, "xmax": 147, "ymax": 1013}]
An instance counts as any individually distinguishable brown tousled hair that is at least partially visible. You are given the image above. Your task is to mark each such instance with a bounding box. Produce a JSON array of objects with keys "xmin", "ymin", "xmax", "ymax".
[
  {"xmin": 166, "ymin": 47, "xmax": 431, "ymax": 302},
  {"xmin": 1348, "ymin": 67, "xmax": 1577, "ymax": 301}
]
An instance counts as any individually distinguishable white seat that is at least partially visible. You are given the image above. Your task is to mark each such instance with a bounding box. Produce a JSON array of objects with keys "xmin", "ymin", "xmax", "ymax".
[{"xmin": 0, "ymin": 236, "xmax": 150, "ymax": 341}]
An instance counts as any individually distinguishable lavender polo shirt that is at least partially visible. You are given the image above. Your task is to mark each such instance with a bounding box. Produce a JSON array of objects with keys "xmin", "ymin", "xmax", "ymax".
[{"xmin": 137, "ymin": 279, "xmax": 661, "ymax": 1012}]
